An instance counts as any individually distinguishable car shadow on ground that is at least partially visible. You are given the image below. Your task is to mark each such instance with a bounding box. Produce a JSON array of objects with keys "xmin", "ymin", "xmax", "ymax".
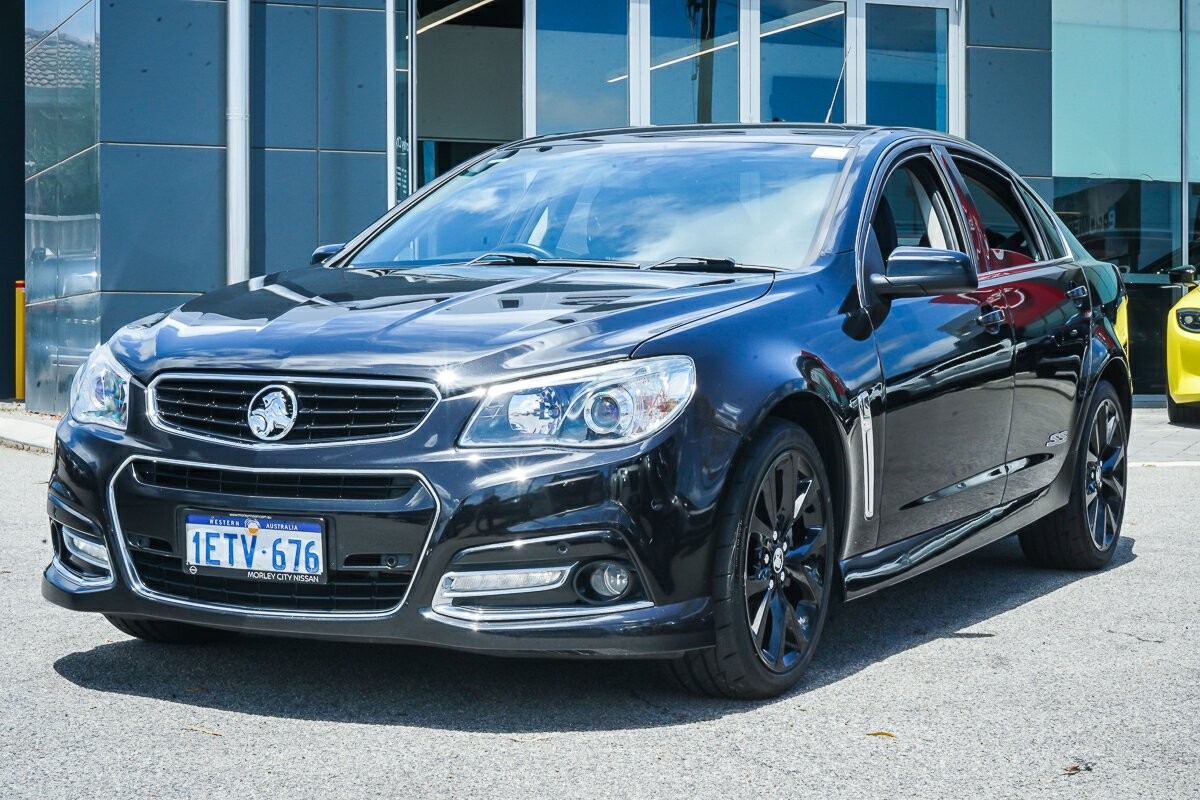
[{"xmin": 53, "ymin": 535, "xmax": 1135, "ymax": 732}]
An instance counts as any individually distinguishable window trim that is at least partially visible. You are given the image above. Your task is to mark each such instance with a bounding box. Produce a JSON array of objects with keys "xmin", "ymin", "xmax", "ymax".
[
  {"xmin": 855, "ymin": 140, "xmax": 976, "ymax": 308},
  {"xmin": 1015, "ymin": 180, "xmax": 1073, "ymax": 264},
  {"xmin": 945, "ymin": 152, "xmax": 1070, "ymax": 272}
]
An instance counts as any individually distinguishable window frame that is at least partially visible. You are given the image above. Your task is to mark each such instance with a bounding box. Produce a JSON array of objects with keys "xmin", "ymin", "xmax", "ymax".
[
  {"xmin": 1015, "ymin": 181, "xmax": 1073, "ymax": 264},
  {"xmin": 948, "ymin": 153, "xmax": 1053, "ymax": 271},
  {"xmin": 856, "ymin": 141, "xmax": 975, "ymax": 307}
]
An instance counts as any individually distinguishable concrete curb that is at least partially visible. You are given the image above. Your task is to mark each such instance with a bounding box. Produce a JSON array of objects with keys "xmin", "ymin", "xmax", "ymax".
[{"xmin": 0, "ymin": 418, "xmax": 56, "ymax": 454}]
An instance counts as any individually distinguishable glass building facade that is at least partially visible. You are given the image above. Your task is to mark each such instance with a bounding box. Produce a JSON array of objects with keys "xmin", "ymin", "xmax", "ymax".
[{"xmin": 20, "ymin": 0, "xmax": 1200, "ymax": 410}]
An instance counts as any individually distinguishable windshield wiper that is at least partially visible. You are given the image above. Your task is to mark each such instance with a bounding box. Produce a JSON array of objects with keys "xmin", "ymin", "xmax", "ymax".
[
  {"xmin": 464, "ymin": 252, "xmax": 640, "ymax": 268},
  {"xmin": 644, "ymin": 256, "xmax": 781, "ymax": 274}
]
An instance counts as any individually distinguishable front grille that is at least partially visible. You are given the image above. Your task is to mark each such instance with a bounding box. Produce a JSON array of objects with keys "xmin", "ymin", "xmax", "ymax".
[
  {"xmin": 133, "ymin": 462, "xmax": 418, "ymax": 501},
  {"xmin": 151, "ymin": 375, "xmax": 438, "ymax": 445},
  {"xmin": 129, "ymin": 548, "xmax": 411, "ymax": 612}
]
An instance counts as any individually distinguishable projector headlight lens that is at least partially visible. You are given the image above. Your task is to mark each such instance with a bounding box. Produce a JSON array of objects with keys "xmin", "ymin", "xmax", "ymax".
[
  {"xmin": 69, "ymin": 344, "xmax": 130, "ymax": 431},
  {"xmin": 461, "ymin": 356, "xmax": 695, "ymax": 447}
]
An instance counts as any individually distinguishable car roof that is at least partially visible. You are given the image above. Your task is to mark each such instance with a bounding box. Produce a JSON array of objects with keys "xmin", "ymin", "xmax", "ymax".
[{"xmin": 510, "ymin": 123, "xmax": 973, "ymax": 154}]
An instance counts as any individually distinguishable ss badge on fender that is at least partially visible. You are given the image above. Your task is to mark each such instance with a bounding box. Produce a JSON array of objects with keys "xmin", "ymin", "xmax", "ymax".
[{"xmin": 1046, "ymin": 430, "xmax": 1069, "ymax": 447}]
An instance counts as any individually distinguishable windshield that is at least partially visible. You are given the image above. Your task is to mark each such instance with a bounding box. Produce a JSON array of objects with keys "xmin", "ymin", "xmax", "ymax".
[{"xmin": 350, "ymin": 140, "xmax": 850, "ymax": 270}]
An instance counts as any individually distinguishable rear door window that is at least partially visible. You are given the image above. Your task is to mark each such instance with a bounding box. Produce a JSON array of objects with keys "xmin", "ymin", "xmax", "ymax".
[
  {"xmin": 953, "ymin": 158, "xmax": 1042, "ymax": 268},
  {"xmin": 1017, "ymin": 184, "xmax": 1068, "ymax": 261}
]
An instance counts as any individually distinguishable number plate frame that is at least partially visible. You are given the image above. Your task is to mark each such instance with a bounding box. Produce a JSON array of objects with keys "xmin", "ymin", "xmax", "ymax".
[{"xmin": 181, "ymin": 510, "xmax": 328, "ymax": 585}]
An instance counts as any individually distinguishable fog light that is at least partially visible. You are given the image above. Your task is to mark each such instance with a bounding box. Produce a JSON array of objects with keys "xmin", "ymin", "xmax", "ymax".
[
  {"xmin": 588, "ymin": 562, "xmax": 631, "ymax": 599},
  {"xmin": 441, "ymin": 566, "xmax": 570, "ymax": 597},
  {"xmin": 63, "ymin": 526, "xmax": 109, "ymax": 568}
]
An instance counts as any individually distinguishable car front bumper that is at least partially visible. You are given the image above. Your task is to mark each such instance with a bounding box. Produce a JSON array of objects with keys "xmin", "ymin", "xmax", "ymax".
[{"xmin": 41, "ymin": 396, "xmax": 740, "ymax": 658}]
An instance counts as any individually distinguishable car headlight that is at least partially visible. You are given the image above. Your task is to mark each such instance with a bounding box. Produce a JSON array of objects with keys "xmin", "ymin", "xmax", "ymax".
[
  {"xmin": 460, "ymin": 356, "xmax": 696, "ymax": 447},
  {"xmin": 69, "ymin": 343, "xmax": 131, "ymax": 431},
  {"xmin": 1178, "ymin": 309, "xmax": 1200, "ymax": 333}
]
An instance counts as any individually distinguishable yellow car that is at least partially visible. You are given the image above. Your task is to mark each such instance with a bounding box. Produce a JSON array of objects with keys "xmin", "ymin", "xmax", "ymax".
[{"xmin": 1168, "ymin": 266, "xmax": 1200, "ymax": 423}]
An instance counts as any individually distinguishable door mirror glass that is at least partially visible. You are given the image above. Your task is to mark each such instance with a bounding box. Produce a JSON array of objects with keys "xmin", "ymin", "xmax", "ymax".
[
  {"xmin": 311, "ymin": 244, "xmax": 345, "ymax": 265},
  {"xmin": 870, "ymin": 247, "xmax": 977, "ymax": 297}
]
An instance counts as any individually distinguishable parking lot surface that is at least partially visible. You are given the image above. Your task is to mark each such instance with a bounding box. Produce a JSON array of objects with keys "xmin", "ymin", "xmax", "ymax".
[{"xmin": 1, "ymin": 409, "xmax": 1197, "ymax": 799}]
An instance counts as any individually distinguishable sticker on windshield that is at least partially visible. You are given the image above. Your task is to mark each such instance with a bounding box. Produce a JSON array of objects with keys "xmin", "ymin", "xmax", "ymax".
[{"xmin": 812, "ymin": 146, "xmax": 850, "ymax": 160}]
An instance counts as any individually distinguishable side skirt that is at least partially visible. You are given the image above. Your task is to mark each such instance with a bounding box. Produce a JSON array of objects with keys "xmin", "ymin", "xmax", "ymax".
[{"xmin": 840, "ymin": 487, "xmax": 1048, "ymax": 602}]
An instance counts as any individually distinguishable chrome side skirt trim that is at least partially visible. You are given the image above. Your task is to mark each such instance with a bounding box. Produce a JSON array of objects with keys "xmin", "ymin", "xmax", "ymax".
[
  {"xmin": 106, "ymin": 455, "xmax": 442, "ymax": 621},
  {"xmin": 145, "ymin": 371, "xmax": 442, "ymax": 450}
]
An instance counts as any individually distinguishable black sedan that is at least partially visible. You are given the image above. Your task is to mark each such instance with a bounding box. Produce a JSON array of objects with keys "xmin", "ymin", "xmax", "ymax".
[{"xmin": 44, "ymin": 125, "xmax": 1130, "ymax": 699}]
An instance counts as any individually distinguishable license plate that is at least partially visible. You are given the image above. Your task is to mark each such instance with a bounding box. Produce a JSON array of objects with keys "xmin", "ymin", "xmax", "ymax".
[{"xmin": 184, "ymin": 513, "xmax": 326, "ymax": 584}]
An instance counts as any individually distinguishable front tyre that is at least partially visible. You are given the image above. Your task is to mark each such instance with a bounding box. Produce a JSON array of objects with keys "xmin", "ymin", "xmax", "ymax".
[
  {"xmin": 1019, "ymin": 381, "xmax": 1128, "ymax": 570},
  {"xmin": 671, "ymin": 419, "xmax": 836, "ymax": 699},
  {"xmin": 1167, "ymin": 394, "xmax": 1200, "ymax": 425}
]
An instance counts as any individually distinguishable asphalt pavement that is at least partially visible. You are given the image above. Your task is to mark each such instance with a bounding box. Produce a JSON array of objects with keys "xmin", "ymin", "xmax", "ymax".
[{"xmin": 1, "ymin": 410, "xmax": 1197, "ymax": 799}]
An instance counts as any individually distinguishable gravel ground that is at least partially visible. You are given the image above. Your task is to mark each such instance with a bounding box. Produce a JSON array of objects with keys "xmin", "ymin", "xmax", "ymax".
[{"xmin": 1, "ymin": 416, "xmax": 1197, "ymax": 799}]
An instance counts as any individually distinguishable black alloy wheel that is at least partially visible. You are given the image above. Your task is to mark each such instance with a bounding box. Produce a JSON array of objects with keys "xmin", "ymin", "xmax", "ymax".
[
  {"xmin": 670, "ymin": 419, "xmax": 836, "ymax": 699},
  {"xmin": 1083, "ymin": 397, "xmax": 1126, "ymax": 552},
  {"xmin": 744, "ymin": 450, "xmax": 829, "ymax": 673},
  {"xmin": 1020, "ymin": 380, "xmax": 1128, "ymax": 570}
]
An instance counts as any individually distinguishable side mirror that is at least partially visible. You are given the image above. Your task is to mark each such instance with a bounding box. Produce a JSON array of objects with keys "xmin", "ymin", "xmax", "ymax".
[
  {"xmin": 311, "ymin": 243, "xmax": 345, "ymax": 265},
  {"xmin": 1169, "ymin": 265, "xmax": 1196, "ymax": 285},
  {"xmin": 869, "ymin": 247, "xmax": 978, "ymax": 298}
]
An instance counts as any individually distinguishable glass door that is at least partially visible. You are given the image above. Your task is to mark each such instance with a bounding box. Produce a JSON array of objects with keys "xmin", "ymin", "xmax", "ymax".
[{"xmin": 845, "ymin": 0, "xmax": 962, "ymax": 134}]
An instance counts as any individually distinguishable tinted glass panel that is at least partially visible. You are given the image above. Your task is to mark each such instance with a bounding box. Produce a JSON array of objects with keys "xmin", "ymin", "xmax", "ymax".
[
  {"xmin": 1019, "ymin": 184, "xmax": 1067, "ymax": 260},
  {"xmin": 651, "ymin": 0, "xmax": 739, "ymax": 124},
  {"xmin": 537, "ymin": 1, "xmax": 628, "ymax": 134},
  {"xmin": 1053, "ymin": 1, "xmax": 1182, "ymax": 275},
  {"xmin": 874, "ymin": 158, "xmax": 954, "ymax": 262},
  {"xmin": 353, "ymin": 142, "xmax": 850, "ymax": 270},
  {"xmin": 865, "ymin": 4, "xmax": 948, "ymax": 131},
  {"xmin": 956, "ymin": 159, "xmax": 1039, "ymax": 267},
  {"xmin": 760, "ymin": 1, "xmax": 846, "ymax": 123}
]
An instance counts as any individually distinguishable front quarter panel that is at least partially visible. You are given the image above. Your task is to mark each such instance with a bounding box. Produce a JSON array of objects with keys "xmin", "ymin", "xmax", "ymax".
[{"xmin": 633, "ymin": 256, "xmax": 883, "ymax": 561}]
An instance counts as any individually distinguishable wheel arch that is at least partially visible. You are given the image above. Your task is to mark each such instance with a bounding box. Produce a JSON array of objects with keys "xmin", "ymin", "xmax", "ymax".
[
  {"xmin": 758, "ymin": 390, "xmax": 853, "ymax": 561},
  {"xmin": 1097, "ymin": 355, "xmax": 1133, "ymax": 426}
]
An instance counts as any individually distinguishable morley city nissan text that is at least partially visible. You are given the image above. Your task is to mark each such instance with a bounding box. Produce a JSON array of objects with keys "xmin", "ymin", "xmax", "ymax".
[{"xmin": 44, "ymin": 125, "xmax": 1130, "ymax": 699}]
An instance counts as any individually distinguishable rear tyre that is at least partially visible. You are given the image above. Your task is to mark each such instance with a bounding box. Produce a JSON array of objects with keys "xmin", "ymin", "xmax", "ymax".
[
  {"xmin": 670, "ymin": 419, "xmax": 837, "ymax": 699},
  {"xmin": 1019, "ymin": 381, "xmax": 1127, "ymax": 570},
  {"xmin": 1167, "ymin": 395, "xmax": 1200, "ymax": 425},
  {"xmin": 104, "ymin": 615, "xmax": 235, "ymax": 644}
]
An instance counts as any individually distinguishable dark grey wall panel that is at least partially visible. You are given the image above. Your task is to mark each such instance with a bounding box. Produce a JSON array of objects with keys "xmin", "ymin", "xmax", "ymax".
[
  {"xmin": 252, "ymin": 148, "xmax": 319, "ymax": 274},
  {"xmin": 967, "ymin": 0, "xmax": 1050, "ymax": 51},
  {"xmin": 99, "ymin": 0, "xmax": 225, "ymax": 146},
  {"xmin": 966, "ymin": 47, "xmax": 1052, "ymax": 177},
  {"xmin": 251, "ymin": 3, "xmax": 318, "ymax": 149},
  {"xmin": 318, "ymin": 150, "xmax": 386, "ymax": 245},
  {"xmin": 98, "ymin": 144, "xmax": 225, "ymax": 293},
  {"xmin": 318, "ymin": 7, "xmax": 386, "ymax": 152}
]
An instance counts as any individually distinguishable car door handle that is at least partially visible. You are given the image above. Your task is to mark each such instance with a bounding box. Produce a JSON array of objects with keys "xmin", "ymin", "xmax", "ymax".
[
  {"xmin": 977, "ymin": 308, "xmax": 1006, "ymax": 328},
  {"xmin": 1067, "ymin": 285, "xmax": 1089, "ymax": 301}
]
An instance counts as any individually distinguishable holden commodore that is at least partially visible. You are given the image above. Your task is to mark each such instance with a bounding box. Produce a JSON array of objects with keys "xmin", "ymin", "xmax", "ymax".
[{"xmin": 44, "ymin": 125, "xmax": 1130, "ymax": 699}]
